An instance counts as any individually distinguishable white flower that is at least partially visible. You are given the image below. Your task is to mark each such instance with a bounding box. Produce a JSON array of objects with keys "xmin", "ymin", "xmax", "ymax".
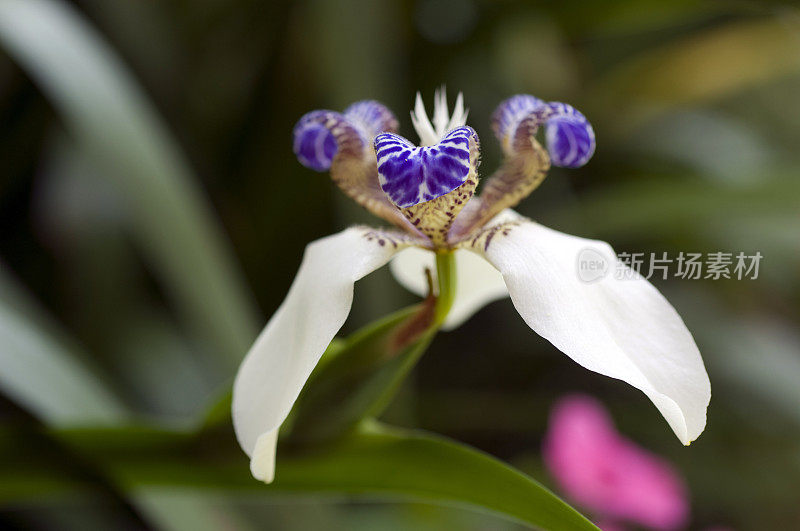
[{"xmin": 234, "ymin": 90, "xmax": 710, "ymax": 483}]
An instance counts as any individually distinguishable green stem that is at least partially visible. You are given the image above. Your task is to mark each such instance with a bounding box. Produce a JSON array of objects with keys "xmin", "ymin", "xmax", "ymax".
[{"xmin": 433, "ymin": 250, "xmax": 456, "ymax": 327}]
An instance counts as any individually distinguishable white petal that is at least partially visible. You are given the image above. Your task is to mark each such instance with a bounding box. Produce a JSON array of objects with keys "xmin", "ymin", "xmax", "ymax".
[
  {"xmin": 249, "ymin": 429, "xmax": 278, "ymax": 482},
  {"xmin": 473, "ymin": 219, "xmax": 710, "ymax": 444},
  {"xmin": 390, "ymin": 247, "xmax": 508, "ymax": 330},
  {"xmin": 410, "ymin": 92, "xmax": 439, "ymax": 146},
  {"xmin": 232, "ymin": 227, "xmax": 409, "ymax": 480}
]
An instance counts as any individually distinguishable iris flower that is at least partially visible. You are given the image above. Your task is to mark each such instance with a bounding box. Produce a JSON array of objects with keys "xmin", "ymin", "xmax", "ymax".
[{"xmin": 233, "ymin": 89, "xmax": 711, "ymax": 482}]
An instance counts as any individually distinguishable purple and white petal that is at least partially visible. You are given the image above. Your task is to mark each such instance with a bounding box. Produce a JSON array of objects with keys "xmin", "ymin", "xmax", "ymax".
[
  {"xmin": 491, "ymin": 94, "xmax": 544, "ymax": 147},
  {"xmin": 292, "ymin": 110, "xmax": 365, "ymax": 172},
  {"xmin": 344, "ymin": 100, "xmax": 399, "ymax": 139},
  {"xmin": 376, "ymin": 126, "xmax": 479, "ymax": 208},
  {"xmin": 542, "ymin": 103, "xmax": 596, "ymax": 168},
  {"xmin": 451, "ymin": 96, "xmax": 594, "ymax": 240},
  {"xmin": 293, "ymin": 101, "xmax": 398, "ymax": 172},
  {"xmin": 492, "ymin": 95, "xmax": 595, "ymax": 168},
  {"xmin": 293, "ymin": 104, "xmax": 418, "ymax": 232}
]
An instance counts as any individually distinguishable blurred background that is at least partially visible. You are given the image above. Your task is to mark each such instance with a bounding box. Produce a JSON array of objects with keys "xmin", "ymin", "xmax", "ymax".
[{"xmin": 1, "ymin": 0, "xmax": 799, "ymax": 529}]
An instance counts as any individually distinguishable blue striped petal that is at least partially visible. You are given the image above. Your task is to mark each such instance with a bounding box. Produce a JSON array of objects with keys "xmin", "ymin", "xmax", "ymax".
[
  {"xmin": 491, "ymin": 95, "xmax": 595, "ymax": 168},
  {"xmin": 344, "ymin": 100, "xmax": 399, "ymax": 138},
  {"xmin": 292, "ymin": 101, "xmax": 398, "ymax": 172},
  {"xmin": 542, "ymin": 103, "xmax": 595, "ymax": 168},
  {"xmin": 293, "ymin": 115, "xmax": 339, "ymax": 171},
  {"xmin": 375, "ymin": 126, "xmax": 479, "ymax": 209},
  {"xmin": 491, "ymin": 94, "xmax": 544, "ymax": 143}
]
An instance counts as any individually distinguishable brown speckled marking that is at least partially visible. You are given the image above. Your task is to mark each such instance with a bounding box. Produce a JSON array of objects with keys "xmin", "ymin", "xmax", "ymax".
[
  {"xmin": 361, "ymin": 228, "xmax": 425, "ymax": 250},
  {"xmin": 448, "ymin": 115, "xmax": 550, "ymax": 242},
  {"xmin": 309, "ymin": 112, "xmax": 422, "ymax": 237},
  {"xmin": 400, "ymin": 177, "xmax": 477, "ymax": 247},
  {"xmin": 459, "ymin": 220, "xmax": 522, "ymax": 252}
]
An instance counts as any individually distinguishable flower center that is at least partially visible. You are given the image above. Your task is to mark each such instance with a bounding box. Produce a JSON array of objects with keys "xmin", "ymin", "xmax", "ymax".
[{"xmin": 376, "ymin": 125, "xmax": 480, "ymax": 247}]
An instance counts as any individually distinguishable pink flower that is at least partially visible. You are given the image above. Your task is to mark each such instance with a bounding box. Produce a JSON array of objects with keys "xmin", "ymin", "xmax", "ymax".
[{"xmin": 543, "ymin": 395, "xmax": 689, "ymax": 530}]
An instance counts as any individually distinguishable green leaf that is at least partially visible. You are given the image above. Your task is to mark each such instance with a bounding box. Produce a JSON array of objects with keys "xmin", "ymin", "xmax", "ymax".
[
  {"xmin": 286, "ymin": 304, "xmax": 435, "ymax": 443},
  {"xmin": 289, "ymin": 252, "xmax": 454, "ymax": 443},
  {"xmin": 0, "ymin": 0, "xmax": 259, "ymax": 369},
  {"xmin": 271, "ymin": 423, "xmax": 598, "ymax": 531},
  {"xmin": 0, "ymin": 426, "xmax": 92, "ymax": 503},
  {"xmin": 0, "ymin": 265, "xmax": 129, "ymax": 426},
  {"xmin": 41, "ymin": 422, "xmax": 597, "ymax": 530}
]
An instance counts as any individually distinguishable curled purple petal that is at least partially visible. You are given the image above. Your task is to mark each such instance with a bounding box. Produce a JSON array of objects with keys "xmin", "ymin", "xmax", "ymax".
[
  {"xmin": 491, "ymin": 93, "xmax": 544, "ymax": 141},
  {"xmin": 293, "ymin": 117, "xmax": 339, "ymax": 171},
  {"xmin": 292, "ymin": 102, "xmax": 398, "ymax": 172},
  {"xmin": 491, "ymin": 95, "xmax": 596, "ymax": 168},
  {"xmin": 344, "ymin": 100, "xmax": 399, "ymax": 138},
  {"xmin": 292, "ymin": 110, "xmax": 350, "ymax": 172},
  {"xmin": 543, "ymin": 103, "xmax": 595, "ymax": 168},
  {"xmin": 375, "ymin": 126, "xmax": 479, "ymax": 208}
]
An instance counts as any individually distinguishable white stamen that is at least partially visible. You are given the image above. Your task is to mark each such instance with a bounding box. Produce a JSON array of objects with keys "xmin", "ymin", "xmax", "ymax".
[
  {"xmin": 410, "ymin": 92, "xmax": 439, "ymax": 146},
  {"xmin": 411, "ymin": 88, "xmax": 470, "ymax": 146},
  {"xmin": 432, "ymin": 86, "xmax": 449, "ymax": 136},
  {"xmin": 446, "ymin": 92, "xmax": 469, "ymax": 132}
]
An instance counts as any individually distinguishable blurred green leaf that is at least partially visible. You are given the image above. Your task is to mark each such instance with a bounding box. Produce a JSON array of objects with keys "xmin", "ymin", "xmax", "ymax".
[
  {"xmin": 675, "ymin": 293, "xmax": 800, "ymax": 427},
  {"xmin": 133, "ymin": 490, "xmax": 257, "ymax": 531},
  {"xmin": 272, "ymin": 422, "xmax": 598, "ymax": 531},
  {"xmin": 597, "ymin": 18, "xmax": 800, "ymax": 128},
  {"xmin": 32, "ymin": 138, "xmax": 226, "ymax": 420},
  {"xmin": 546, "ymin": 174, "xmax": 800, "ymax": 241},
  {"xmin": 580, "ymin": 0, "xmax": 721, "ymax": 38},
  {"xmin": 0, "ymin": 426, "xmax": 92, "ymax": 503},
  {"xmin": 0, "ymin": 265, "xmax": 128, "ymax": 426},
  {"xmin": 0, "ymin": 0, "xmax": 259, "ymax": 370},
  {"xmin": 41, "ymin": 421, "xmax": 596, "ymax": 531},
  {"xmin": 628, "ymin": 111, "xmax": 774, "ymax": 183},
  {"xmin": 707, "ymin": 319, "xmax": 800, "ymax": 426}
]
